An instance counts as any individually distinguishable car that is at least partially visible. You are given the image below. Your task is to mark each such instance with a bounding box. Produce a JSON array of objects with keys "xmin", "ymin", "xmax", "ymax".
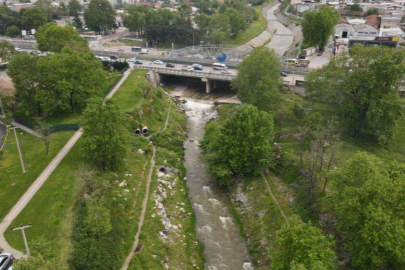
[
  {"xmin": 280, "ymin": 71, "xmax": 288, "ymax": 77},
  {"xmin": 117, "ymin": 48, "xmax": 124, "ymax": 52},
  {"xmin": 15, "ymin": 47, "xmax": 22, "ymax": 52},
  {"xmin": 221, "ymin": 69, "xmax": 232, "ymax": 74},
  {"xmin": 127, "ymin": 57, "xmax": 134, "ymax": 62},
  {"xmin": 110, "ymin": 56, "xmax": 119, "ymax": 61},
  {"xmin": 181, "ymin": 65, "xmax": 193, "ymax": 71},
  {"xmin": 166, "ymin": 63, "xmax": 175, "ymax": 68},
  {"xmin": 134, "ymin": 60, "xmax": 143, "ymax": 65},
  {"xmin": 30, "ymin": 50, "xmax": 40, "ymax": 55},
  {"xmin": 192, "ymin": 64, "xmax": 203, "ymax": 70},
  {"xmin": 153, "ymin": 60, "xmax": 164, "ymax": 65},
  {"xmin": 0, "ymin": 252, "xmax": 13, "ymax": 270},
  {"xmin": 317, "ymin": 51, "xmax": 323, "ymax": 56}
]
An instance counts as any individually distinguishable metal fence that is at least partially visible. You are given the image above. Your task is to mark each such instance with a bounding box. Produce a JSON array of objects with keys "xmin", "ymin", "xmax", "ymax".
[{"xmin": 136, "ymin": 65, "xmax": 236, "ymax": 80}]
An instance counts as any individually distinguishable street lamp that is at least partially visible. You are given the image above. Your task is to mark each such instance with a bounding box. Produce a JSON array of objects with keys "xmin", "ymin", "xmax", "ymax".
[
  {"xmin": 9, "ymin": 127, "xmax": 25, "ymax": 173},
  {"xmin": 11, "ymin": 223, "xmax": 32, "ymax": 256}
]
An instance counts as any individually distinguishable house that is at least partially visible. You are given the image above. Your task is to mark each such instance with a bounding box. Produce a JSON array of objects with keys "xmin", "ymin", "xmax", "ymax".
[
  {"xmin": 365, "ymin": 15, "xmax": 381, "ymax": 28},
  {"xmin": 353, "ymin": 24, "xmax": 379, "ymax": 37},
  {"xmin": 335, "ymin": 23, "xmax": 355, "ymax": 38},
  {"xmin": 380, "ymin": 16, "xmax": 401, "ymax": 28},
  {"xmin": 379, "ymin": 27, "xmax": 405, "ymax": 38},
  {"xmin": 348, "ymin": 18, "xmax": 366, "ymax": 25}
]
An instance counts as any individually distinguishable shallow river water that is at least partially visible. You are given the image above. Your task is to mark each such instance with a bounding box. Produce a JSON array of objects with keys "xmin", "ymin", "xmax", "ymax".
[{"xmin": 183, "ymin": 99, "xmax": 253, "ymax": 270}]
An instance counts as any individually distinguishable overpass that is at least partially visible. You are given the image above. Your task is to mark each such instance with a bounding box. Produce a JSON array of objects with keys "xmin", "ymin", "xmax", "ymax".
[{"xmin": 139, "ymin": 66, "xmax": 236, "ymax": 93}]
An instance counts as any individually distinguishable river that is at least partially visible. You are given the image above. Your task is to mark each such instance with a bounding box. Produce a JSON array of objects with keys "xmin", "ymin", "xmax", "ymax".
[{"xmin": 183, "ymin": 98, "xmax": 253, "ymax": 270}]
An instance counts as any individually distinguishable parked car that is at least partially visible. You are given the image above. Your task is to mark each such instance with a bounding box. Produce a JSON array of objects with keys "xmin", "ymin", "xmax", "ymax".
[
  {"xmin": 110, "ymin": 56, "xmax": 120, "ymax": 61},
  {"xmin": 181, "ymin": 65, "xmax": 193, "ymax": 71},
  {"xmin": 117, "ymin": 48, "xmax": 124, "ymax": 52},
  {"xmin": 30, "ymin": 50, "xmax": 40, "ymax": 55},
  {"xmin": 221, "ymin": 69, "xmax": 232, "ymax": 74},
  {"xmin": 15, "ymin": 47, "xmax": 22, "ymax": 52},
  {"xmin": 134, "ymin": 60, "xmax": 143, "ymax": 65},
  {"xmin": 0, "ymin": 253, "xmax": 13, "ymax": 270},
  {"xmin": 153, "ymin": 60, "xmax": 164, "ymax": 65},
  {"xmin": 166, "ymin": 63, "xmax": 175, "ymax": 68},
  {"xmin": 280, "ymin": 71, "xmax": 288, "ymax": 77},
  {"xmin": 317, "ymin": 51, "xmax": 323, "ymax": 56}
]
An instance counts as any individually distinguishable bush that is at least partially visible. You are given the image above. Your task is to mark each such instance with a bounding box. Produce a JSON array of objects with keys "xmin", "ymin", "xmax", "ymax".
[{"xmin": 6, "ymin": 26, "xmax": 20, "ymax": 38}]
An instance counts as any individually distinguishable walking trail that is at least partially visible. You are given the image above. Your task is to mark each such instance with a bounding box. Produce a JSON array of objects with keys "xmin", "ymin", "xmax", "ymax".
[
  {"xmin": 0, "ymin": 68, "xmax": 132, "ymax": 258},
  {"xmin": 121, "ymin": 100, "xmax": 172, "ymax": 270},
  {"xmin": 261, "ymin": 172, "xmax": 288, "ymax": 222}
]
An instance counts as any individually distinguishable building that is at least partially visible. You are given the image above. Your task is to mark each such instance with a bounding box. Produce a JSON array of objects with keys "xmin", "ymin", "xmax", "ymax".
[
  {"xmin": 10, "ymin": 3, "xmax": 34, "ymax": 12},
  {"xmin": 379, "ymin": 27, "xmax": 405, "ymax": 38},
  {"xmin": 365, "ymin": 15, "xmax": 381, "ymax": 28},
  {"xmin": 381, "ymin": 16, "xmax": 401, "ymax": 28},
  {"xmin": 335, "ymin": 23, "xmax": 355, "ymax": 38}
]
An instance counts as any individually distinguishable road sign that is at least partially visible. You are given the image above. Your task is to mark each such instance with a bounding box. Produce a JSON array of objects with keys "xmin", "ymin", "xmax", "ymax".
[
  {"xmin": 216, "ymin": 52, "xmax": 227, "ymax": 62},
  {"xmin": 171, "ymin": 52, "xmax": 178, "ymax": 58},
  {"xmin": 21, "ymin": 30, "xmax": 26, "ymax": 36}
]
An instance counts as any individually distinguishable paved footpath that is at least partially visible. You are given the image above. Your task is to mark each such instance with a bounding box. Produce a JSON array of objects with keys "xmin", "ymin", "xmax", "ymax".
[{"xmin": 0, "ymin": 68, "xmax": 132, "ymax": 258}]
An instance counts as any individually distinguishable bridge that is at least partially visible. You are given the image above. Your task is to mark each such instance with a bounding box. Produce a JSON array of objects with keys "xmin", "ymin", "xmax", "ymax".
[{"xmin": 138, "ymin": 65, "xmax": 236, "ymax": 93}]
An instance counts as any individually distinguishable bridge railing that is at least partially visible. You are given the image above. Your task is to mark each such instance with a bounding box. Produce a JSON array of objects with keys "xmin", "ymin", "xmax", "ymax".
[{"xmin": 135, "ymin": 65, "xmax": 237, "ymax": 80}]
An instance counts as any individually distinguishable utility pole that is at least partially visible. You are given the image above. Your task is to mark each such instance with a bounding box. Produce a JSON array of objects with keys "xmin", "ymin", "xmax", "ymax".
[
  {"xmin": 11, "ymin": 223, "xmax": 32, "ymax": 256},
  {"xmin": 0, "ymin": 95, "xmax": 4, "ymax": 116},
  {"xmin": 11, "ymin": 127, "xmax": 25, "ymax": 173}
]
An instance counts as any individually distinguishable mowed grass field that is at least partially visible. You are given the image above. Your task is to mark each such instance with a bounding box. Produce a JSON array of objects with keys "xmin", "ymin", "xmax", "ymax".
[{"xmin": 0, "ymin": 130, "xmax": 74, "ymax": 221}]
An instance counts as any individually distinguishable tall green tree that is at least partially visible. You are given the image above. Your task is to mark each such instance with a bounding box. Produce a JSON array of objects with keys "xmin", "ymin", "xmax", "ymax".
[
  {"xmin": 365, "ymin": 7, "xmax": 379, "ymax": 16},
  {"xmin": 34, "ymin": 121, "xmax": 53, "ymax": 156},
  {"xmin": 84, "ymin": 0, "xmax": 116, "ymax": 34},
  {"xmin": 122, "ymin": 6, "xmax": 145, "ymax": 35},
  {"xmin": 59, "ymin": 2, "xmax": 68, "ymax": 16},
  {"xmin": 306, "ymin": 45, "xmax": 405, "ymax": 143},
  {"xmin": 0, "ymin": 5, "xmax": 17, "ymax": 35},
  {"xmin": 178, "ymin": 3, "xmax": 192, "ymax": 18},
  {"xmin": 7, "ymin": 53, "xmax": 41, "ymax": 115},
  {"xmin": 73, "ymin": 15, "xmax": 83, "ymax": 30},
  {"xmin": 21, "ymin": 8, "xmax": 47, "ymax": 30},
  {"xmin": 302, "ymin": 6, "xmax": 339, "ymax": 50},
  {"xmin": 36, "ymin": 22, "xmax": 88, "ymax": 53},
  {"xmin": 329, "ymin": 153, "xmax": 405, "ymax": 269},
  {"xmin": 36, "ymin": 48, "xmax": 105, "ymax": 113},
  {"xmin": 231, "ymin": 47, "xmax": 282, "ymax": 112},
  {"xmin": 6, "ymin": 25, "xmax": 20, "ymax": 37},
  {"xmin": 81, "ymin": 99, "xmax": 129, "ymax": 170},
  {"xmin": 68, "ymin": 0, "xmax": 82, "ymax": 16},
  {"xmin": 226, "ymin": 8, "xmax": 247, "ymax": 38},
  {"xmin": 270, "ymin": 216, "xmax": 337, "ymax": 270},
  {"xmin": 0, "ymin": 40, "xmax": 15, "ymax": 61},
  {"xmin": 201, "ymin": 104, "xmax": 275, "ymax": 186},
  {"xmin": 35, "ymin": 0, "xmax": 53, "ymax": 21}
]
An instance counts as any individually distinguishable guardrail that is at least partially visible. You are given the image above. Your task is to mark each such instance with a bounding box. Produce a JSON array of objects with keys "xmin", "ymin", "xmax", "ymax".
[{"xmin": 136, "ymin": 65, "xmax": 237, "ymax": 80}]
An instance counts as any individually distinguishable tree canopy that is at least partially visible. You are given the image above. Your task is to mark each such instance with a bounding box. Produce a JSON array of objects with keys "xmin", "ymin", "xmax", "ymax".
[
  {"xmin": 84, "ymin": 0, "xmax": 116, "ymax": 34},
  {"xmin": 329, "ymin": 152, "xmax": 405, "ymax": 269},
  {"xmin": 231, "ymin": 46, "xmax": 282, "ymax": 112},
  {"xmin": 68, "ymin": 0, "xmax": 82, "ymax": 16},
  {"xmin": 302, "ymin": 6, "xmax": 339, "ymax": 50},
  {"xmin": 0, "ymin": 40, "xmax": 15, "ymax": 61},
  {"xmin": 270, "ymin": 216, "xmax": 337, "ymax": 270},
  {"xmin": 36, "ymin": 22, "xmax": 88, "ymax": 53},
  {"xmin": 21, "ymin": 8, "xmax": 47, "ymax": 30},
  {"xmin": 81, "ymin": 99, "xmax": 129, "ymax": 170},
  {"xmin": 306, "ymin": 45, "xmax": 405, "ymax": 143},
  {"xmin": 201, "ymin": 104, "xmax": 275, "ymax": 186}
]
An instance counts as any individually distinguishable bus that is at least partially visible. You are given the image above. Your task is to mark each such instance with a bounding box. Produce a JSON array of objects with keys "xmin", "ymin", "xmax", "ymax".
[
  {"xmin": 131, "ymin": 47, "xmax": 142, "ymax": 52},
  {"xmin": 213, "ymin": 63, "xmax": 227, "ymax": 70},
  {"xmin": 285, "ymin": 58, "xmax": 298, "ymax": 66}
]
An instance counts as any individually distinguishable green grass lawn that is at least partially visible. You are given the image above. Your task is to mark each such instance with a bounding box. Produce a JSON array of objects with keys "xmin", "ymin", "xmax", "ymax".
[
  {"xmin": 117, "ymin": 39, "xmax": 146, "ymax": 47},
  {"xmin": 227, "ymin": 2, "xmax": 270, "ymax": 45},
  {"xmin": 0, "ymin": 130, "xmax": 74, "ymax": 221}
]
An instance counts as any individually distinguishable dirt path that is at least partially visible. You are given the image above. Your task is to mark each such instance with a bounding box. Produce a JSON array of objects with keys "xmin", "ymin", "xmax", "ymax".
[
  {"xmin": 121, "ymin": 100, "xmax": 172, "ymax": 270},
  {"xmin": 261, "ymin": 172, "xmax": 288, "ymax": 222},
  {"xmin": 0, "ymin": 69, "xmax": 133, "ymax": 259}
]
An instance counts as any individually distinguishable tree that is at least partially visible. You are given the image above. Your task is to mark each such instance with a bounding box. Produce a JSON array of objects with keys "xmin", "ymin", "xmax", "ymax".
[
  {"xmin": 226, "ymin": 8, "xmax": 248, "ymax": 38},
  {"xmin": 201, "ymin": 104, "xmax": 275, "ymax": 186},
  {"xmin": 21, "ymin": 8, "xmax": 47, "ymax": 30},
  {"xmin": 306, "ymin": 45, "xmax": 405, "ymax": 143},
  {"xmin": 349, "ymin": 3, "xmax": 363, "ymax": 12},
  {"xmin": 6, "ymin": 25, "xmax": 20, "ymax": 37},
  {"xmin": 302, "ymin": 6, "xmax": 339, "ymax": 50},
  {"xmin": 365, "ymin": 7, "xmax": 379, "ymax": 16},
  {"xmin": 122, "ymin": 6, "xmax": 145, "ymax": 35},
  {"xmin": 35, "ymin": 0, "xmax": 53, "ymax": 21},
  {"xmin": 84, "ymin": 0, "xmax": 116, "ymax": 35},
  {"xmin": 0, "ymin": 40, "xmax": 15, "ymax": 61},
  {"xmin": 83, "ymin": 196, "xmax": 112, "ymax": 238},
  {"xmin": 68, "ymin": 0, "xmax": 82, "ymax": 16},
  {"xmin": 138, "ymin": 80, "xmax": 153, "ymax": 98},
  {"xmin": 178, "ymin": 3, "xmax": 192, "ymax": 18},
  {"xmin": 59, "ymin": 2, "xmax": 68, "ymax": 16},
  {"xmin": 231, "ymin": 47, "xmax": 282, "ymax": 112},
  {"xmin": 7, "ymin": 54, "xmax": 41, "ymax": 115},
  {"xmin": 73, "ymin": 15, "xmax": 83, "ymax": 30},
  {"xmin": 270, "ymin": 216, "xmax": 337, "ymax": 270},
  {"xmin": 36, "ymin": 48, "xmax": 105, "ymax": 114},
  {"xmin": 329, "ymin": 153, "xmax": 405, "ymax": 269},
  {"xmin": 81, "ymin": 99, "xmax": 129, "ymax": 170},
  {"xmin": 35, "ymin": 121, "xmax": 53, "ymax": 156},
  {"xmin": 0, "ymin": 5, "xmax": 17, "ymax": 35},
  {"xmin": 36, "ymin": 22, "xmax": 88, "ymax": 53},
  {"xmin": 209, "ymin": 13, "xmax": 231, "ymax": 39}
]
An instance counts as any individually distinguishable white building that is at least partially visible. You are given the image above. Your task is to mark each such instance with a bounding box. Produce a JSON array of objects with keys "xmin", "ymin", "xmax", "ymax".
[
  {"xmin": 379, "ymin": 27, "xmax": 405, "ymax": 38},
  {"xmin": 381, "ymin": 16, "xmax": 402, "ymax": 28}
]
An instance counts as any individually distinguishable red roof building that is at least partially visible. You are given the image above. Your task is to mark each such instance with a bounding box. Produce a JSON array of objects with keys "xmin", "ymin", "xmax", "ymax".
[{"xmin": 365, "ymin": 15, "xmax": 381, "ymax": 28}]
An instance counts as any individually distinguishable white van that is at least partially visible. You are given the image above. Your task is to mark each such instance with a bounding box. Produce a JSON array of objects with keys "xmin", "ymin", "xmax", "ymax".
[
  {"xmin": 285, "ymin": 58, "xmax": 298, "ymax": 66},
  {"xmin": 213, "ymin": 63, "xmax": 227, "ymax": 70}
]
